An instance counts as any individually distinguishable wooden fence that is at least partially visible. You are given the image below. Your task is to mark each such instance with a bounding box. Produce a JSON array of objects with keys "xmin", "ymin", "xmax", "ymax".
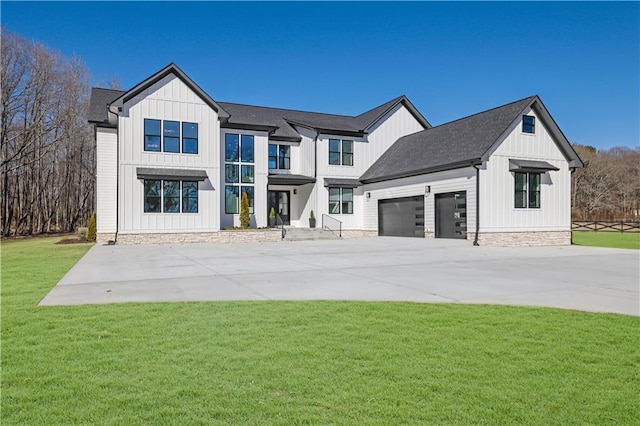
[{"xmin": 572, "ymin": 221, "xmax": 640, "ymax": 233}]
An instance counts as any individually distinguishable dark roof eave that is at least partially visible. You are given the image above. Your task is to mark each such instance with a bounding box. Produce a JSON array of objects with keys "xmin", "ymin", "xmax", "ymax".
[
  {"xmin": 318, "ymin": 129, "xmax": 367, "ymax": 138},
  {"xmin": 270, "ymin": 135, "xmax": 302, "ymax": 143},
  {"xmin": 361, "ymin": 159, "xmax": 482, "ymax": 184},
  {"xmin": 89, "ymin": 120, "xmax": 117, "ymax": 128},
  {"xmin": 221, "ymin": 122, "xmax": 278, "ymax": 132}
]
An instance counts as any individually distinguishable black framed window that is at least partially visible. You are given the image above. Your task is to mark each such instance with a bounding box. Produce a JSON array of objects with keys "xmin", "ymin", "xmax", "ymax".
[
  {"xmin": 182, "ymin": 122, "xmax": 198, "ymax": 154},
  {"xmin": 144, "ymin": 119, "xmax": 161, "ymax": 152},
  {"xmin": 342, "ymin": 140, "xmax": 353, "ymax": 166},
  {"xmin": 163, "ymin": 180, "xmax": 180, "ymax": 212},
  {"xmin": 241, "ymin": 165, "xmax": 254, "ymax": 183},
  {"xmin": 145, "ymin": 119, "xmax": 198, "ymax": 154},
  {"xmin": 515, "ymin": 172, "xmax": 541, "ymax": 209},
  {"xmin": 225, "ymin": 133, "xmax": 254, "ymax": 215},
  {"xmin": 329, "ymin": 139, "xmax": 354, "ymax": 166},
  {"xmin": 225, "ymin": 186, "xmax": 239, "ymax": 214},
  {"xmin": 144, "ymin": 179, "xmax": 161, "ymax": 212},
  {"xmin": 329, "ymin": 139, "xmax": 341, "ymax": 165},
  {"xmin": 278, "ymin": 145, "xmax": 290, "ymax": 169},
  {"xmin": 268, "ymin": 144, "xmax": 291, "ymax": 170},
  {"xmin": 241, "ymin": 186, "xmax": 254, "ymax": 214},
  {"xmin": 268, "ymin": 144, "xmax": 278, "ymax": 169},
  {"xmin": 328, "ymin": 187, "xmax": 353, "ymax": 214},
  {"xmin": 225, "ymin": 134, "xmax": 239, "ymax": 162},
  {"xmin": 522, "ymin": 115, "xmax": 535, "ymax": 134},
  {"xmin": 144, "ymin": 180, "xmax": 198, "ymax": 213},
  {"xmin": 182, "ymin": 181, "xmax": 198, "ymax": 213}
]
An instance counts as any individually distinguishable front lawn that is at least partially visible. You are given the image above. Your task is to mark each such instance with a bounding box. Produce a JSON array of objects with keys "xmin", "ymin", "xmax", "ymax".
[
  {"xmin": 572, "ymin": 231, "xmax": 640, "ymax": 249},
  {"xmin": 1, "ymin": 237, "xmax": 638, "ymax": 424}
]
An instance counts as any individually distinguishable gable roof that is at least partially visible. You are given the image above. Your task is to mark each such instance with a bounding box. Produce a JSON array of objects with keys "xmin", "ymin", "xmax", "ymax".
[
  {"xmin": 88, "ymin": 64, "xmax": 429, "ymax": 141},
  {"xmin": 110, "ymin": 63, "xmax": 230, "ymax": 119},
  {"xmin": 353, "ymin": 95, "xmax": 431, "ymax": 131},
  {"xmin": 360, "ymin": 95, "xmax": 583, "ymax": 183}
]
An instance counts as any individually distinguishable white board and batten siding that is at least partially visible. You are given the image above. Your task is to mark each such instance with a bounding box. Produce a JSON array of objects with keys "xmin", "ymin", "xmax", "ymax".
[
  {"xmin": 96, "ymin": 127, "xmax": 118, "ymax": 233},
  {"xmin": 362, "ymin": 168, "xmax": 477, "ymax": 234},
  {"xmin": 481, "ymin": 107, "xmax": 572, "ymax": 232},
  {"xmin": 314, "ymin": 103, "xmax": 427, "ymax": 229},
  {"xmin": 117, "ymin": 74, "xmax": 221, "ymax": 233}
]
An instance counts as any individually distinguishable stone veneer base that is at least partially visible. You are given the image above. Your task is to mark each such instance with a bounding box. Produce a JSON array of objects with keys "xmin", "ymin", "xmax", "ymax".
[
  {"xmin": 467, "ymin": 231, "xmax": 571, "ymax": 247},
  {"xmin": 340, "ymin": 230, "xmax": 377, "ymax": 239},
  {"xmin": 96, "ymin": 233, "xmax": 117, "ymax": 244},
  {"xmin": 114, "ymin": 229, "xmax": 282, "ymax": 245}
]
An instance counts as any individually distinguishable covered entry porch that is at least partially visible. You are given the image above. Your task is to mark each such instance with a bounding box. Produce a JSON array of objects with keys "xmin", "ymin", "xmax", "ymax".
[{"xmin": 267, "ymin": 174, "xmax": 316, "ymax": 227}]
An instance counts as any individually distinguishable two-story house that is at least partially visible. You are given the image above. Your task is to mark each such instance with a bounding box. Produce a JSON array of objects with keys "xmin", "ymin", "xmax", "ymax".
[{"xmin": 89, "ymin": 63, "xmax": 582, "ymax": 246}]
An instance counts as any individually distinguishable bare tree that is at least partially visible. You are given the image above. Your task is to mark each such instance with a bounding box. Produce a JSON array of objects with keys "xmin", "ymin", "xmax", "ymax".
[
  {"xmin": 572, "ymin": 143, "xmax": 640, "ymax": 220},
  {"xmin": 1, "ymin": 27, "xmax": 94, "ymax": 237}
]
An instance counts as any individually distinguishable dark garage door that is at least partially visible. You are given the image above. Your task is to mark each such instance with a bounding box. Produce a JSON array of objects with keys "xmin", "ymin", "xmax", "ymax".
[
  {"xmin": 378, "ymin": 196, "xmax": 425, "ymax": 237},
  {"xmin": 435, "ymin": 191, "xmax": 467, "ymax": 239}
]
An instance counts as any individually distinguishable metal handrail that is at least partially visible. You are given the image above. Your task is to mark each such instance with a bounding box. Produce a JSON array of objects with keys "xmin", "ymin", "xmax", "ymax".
[
  {"xmin": 322, "ymin": 214, "xmax": 342, "ymax": 238},
  {"xmin": 276, "ymin": 213, "xmax": 286, "ymax": 239}
]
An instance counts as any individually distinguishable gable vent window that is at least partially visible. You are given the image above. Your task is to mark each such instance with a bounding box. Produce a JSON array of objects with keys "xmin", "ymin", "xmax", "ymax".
[{"xmin": 522, "ymin": 115, "xmax": 535, "ymax": 134}]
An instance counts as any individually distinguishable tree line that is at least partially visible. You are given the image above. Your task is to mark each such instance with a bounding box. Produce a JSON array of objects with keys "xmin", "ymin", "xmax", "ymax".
[
  {"xmin": 0, "ymin": 28, "xmax": 638, "ymax": 237},
  {"xmin": 572, "ymin": 144, "xmax": 640, "ymax": 221},
  {"xmin": 1, "ymin": 28, "xmax": 95, "ymax": 237}
]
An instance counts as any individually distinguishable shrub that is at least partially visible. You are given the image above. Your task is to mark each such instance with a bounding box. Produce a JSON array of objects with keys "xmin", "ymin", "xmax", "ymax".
[
  {"xmin": 310, "ymin": 210, "xmax": 315, "ymax": 219},
  {"xmin": 240, "ymin": 192, "xmax": 250, "ymax": 229},
  {"xmin": 87, "ymin": 214, "xmax": 96, "ymax": 242},
  {"xmin": 269, "ymin": 207, "xmax": 276, "ymax": 218}
]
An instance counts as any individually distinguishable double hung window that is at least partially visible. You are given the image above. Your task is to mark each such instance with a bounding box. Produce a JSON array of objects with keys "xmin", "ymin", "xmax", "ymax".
[{"xmin": 329, "ymin": 139, "xmax": 353, "ymax": 166}]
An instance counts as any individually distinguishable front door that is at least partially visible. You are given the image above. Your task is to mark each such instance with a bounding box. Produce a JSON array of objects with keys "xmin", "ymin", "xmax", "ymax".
[{"xmin": 267, "ymin": 190, "xmax": 290, "ymax": 225}]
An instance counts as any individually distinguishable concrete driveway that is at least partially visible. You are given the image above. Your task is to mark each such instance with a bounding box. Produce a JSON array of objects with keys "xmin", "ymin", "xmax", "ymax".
[{"xmin": 40, "ymin": 238, "xmax": 639, "ymax": 315}]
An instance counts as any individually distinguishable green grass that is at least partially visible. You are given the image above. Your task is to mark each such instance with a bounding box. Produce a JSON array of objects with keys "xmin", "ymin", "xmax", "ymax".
[
  {"xmin": 572, "ymin": 231, "xmax": 640, "ymax": 249},
  {"xmin": 2, "ymin": 237, "xmax": 639, "ymax": 425}
]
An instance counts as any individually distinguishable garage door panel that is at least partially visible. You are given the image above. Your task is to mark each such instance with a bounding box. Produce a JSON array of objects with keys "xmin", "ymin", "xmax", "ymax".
[{"xmin": 378, "ymin": 196, "xmax": 424, "ymax": 237}]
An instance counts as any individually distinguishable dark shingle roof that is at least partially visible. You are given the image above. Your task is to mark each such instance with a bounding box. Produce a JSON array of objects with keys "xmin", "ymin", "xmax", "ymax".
[
  {"xmin": 360, "ymin": 96, "xmax": 537, "ymax": 183},
  {"xmin": 88, "ymin": 88, "xmax": 125, "ymax": 125},
  {"xmin": 219, "ymin": 102, "xmax": 363, "ymax": 141},
  {"xmin": 87, "ymin": 63, "xmax": 430, "ymax": 139}
]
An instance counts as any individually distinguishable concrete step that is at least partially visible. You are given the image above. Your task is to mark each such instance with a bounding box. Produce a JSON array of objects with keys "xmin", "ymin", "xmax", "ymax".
[{"xmin": 283, "ymin": 227, "xmax": 342, "ymax": 241}]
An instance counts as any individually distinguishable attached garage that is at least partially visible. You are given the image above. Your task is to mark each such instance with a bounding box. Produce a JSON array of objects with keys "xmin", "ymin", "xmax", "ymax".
[
  {"xmin": 378, "ymin": 196, "xmax": 424, "ymax": 237},
  {"xmin": 435, "ymin": 191, "xmax": 467, "ymax": 239}
]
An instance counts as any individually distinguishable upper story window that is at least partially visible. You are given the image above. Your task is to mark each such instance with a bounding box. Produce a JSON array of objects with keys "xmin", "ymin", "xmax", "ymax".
[
  {"xmin": 225, "ymin": 133, "xmax": 254, "ymax": 214},
  {"xmin": 144, "ymin": 119, "xmax": 198, "ymax": 154},
  {"xmin": 182, "ymin": 122, "xmax": 198, "ymax": 154},
  {"xmin": 268, "ymin": 144, "xmax": 290, "ymax": 170},
  {"xmin": 328, "ymin": 187, "xmax": 353, "ymax": 214},
  {"xmin": 144, "ymin": 119, "xmax": 161, "ymax": 152},
  {"xmin": 329, "ymin": 139, "xmax": 354, "ymax": 166},
  {"xmin": 522, "ymin": 115, "xmax": 535, "ymax": 134},
  {"xmin": 163, "ymin": 121, "xmax": 180, "ymax": 153},
  {"xmin": 514, "ymin": 172, "xmax": 540, "ymax": 209}
]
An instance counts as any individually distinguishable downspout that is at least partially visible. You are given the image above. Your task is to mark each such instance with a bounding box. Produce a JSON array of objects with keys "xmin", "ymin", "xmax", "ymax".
[
  {"xmin": 108, "ymin": 105, "xmax": 120, "ymax": 244},
  {"xmin": 473, "ymin": 164, "xmax": 480, "ymax": 246}
]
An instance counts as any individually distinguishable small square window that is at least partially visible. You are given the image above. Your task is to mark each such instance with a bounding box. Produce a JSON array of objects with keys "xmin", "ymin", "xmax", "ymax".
[{"xmin": 522, "ymin": 115, "xmax": 535, "ymax": 134}]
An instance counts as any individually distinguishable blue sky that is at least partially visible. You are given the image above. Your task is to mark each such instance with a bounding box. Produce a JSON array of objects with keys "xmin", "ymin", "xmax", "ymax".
[{"xmin": 2, "ymin": 1, "xmax": 638, "ymax": 149}]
